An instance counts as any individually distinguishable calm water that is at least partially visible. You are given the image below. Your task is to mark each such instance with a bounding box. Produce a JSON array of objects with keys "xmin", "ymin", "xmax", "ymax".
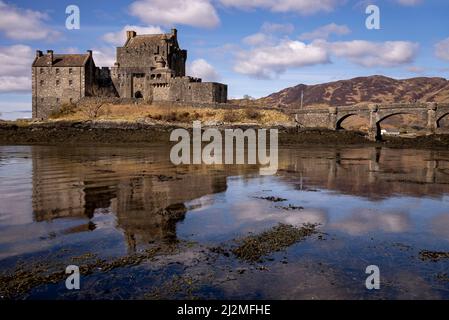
[{"xmin": 1, "ymin": 144, "xmax": 449, "ymax": 299}]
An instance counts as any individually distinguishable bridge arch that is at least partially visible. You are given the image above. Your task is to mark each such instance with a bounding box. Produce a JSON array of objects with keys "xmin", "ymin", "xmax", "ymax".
[
  {"xmin": 336, "ymin": 113, "xmax": 370, "ymax": 131},
  {"xmin": 377, "ymin": 112, "xmax": 414, "ymax": 124},
  {"xmin": 375, "ymin": 112, "xmax": 415, "ymax": 140},
  {"xmin": 336, "ymin": 114, "xmax": 357, "ymax": 130},
  {"xmin": 437, "ymin": 112, "xmax": 449, "ymax": 128}
]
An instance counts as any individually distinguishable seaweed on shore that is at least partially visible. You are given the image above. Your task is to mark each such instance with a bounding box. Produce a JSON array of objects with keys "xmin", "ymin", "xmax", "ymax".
[
  {"xmin": 255, "ymin": 196, "xmax": 287, "ymax": 202},
  {"xmin": 276, "ymin": 204, "xmax": 304, "ymax": 211},
  {"xmin": 231, "ymin": 223, "xmax": 318, "ymax": 262},
  {"xmin": 419, "ymin": 250, "xmax": 449, "ymax": 262},
  {"xmin": 0, "ymin": 246, "xmax": 171, "ymax": 299}
]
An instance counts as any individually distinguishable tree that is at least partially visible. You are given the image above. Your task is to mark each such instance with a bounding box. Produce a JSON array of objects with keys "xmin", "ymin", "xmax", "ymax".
[{"xmin": 80, "ymin": 102, "xmax": 105, "ymax": 119}]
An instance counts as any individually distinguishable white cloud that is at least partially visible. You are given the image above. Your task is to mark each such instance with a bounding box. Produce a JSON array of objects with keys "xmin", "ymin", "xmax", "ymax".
[
  {"xmin": 0, "ymin": 1, "xmax": 59, "ymax": 40},
  {"xmin": 209, "ymin": 43, "xmax": 241, "ymax": 57},
  {"xmin": 321, "ymin": 39, "xmax": 419, "ymax": 67},
  {"xmin": 92, "ymin": 47, "xmax": 116, "ymax": 67},
  {"xmin": 61, "ymin": 47, "xmax": 80, "ymax": 54},
  {"xmin": 242, "ymin": 33, "xmax": 271, "ymax": 46},
  {"xmin": 234, "ymin": 40, "xmax": 330, "ymax": 78},
  {"xmin": 188, "ymin": 59, "xmax": 220, "ymax": 81},
  {"xmin": 406, "ymin": 66, "xmax": 425, "ymax": 73},
  {"xmin": 242, "ymin": 22, "xmax": 294, "ymax": 47},
  {"xmin": 396, "ymin": 0, "xmax": 423, "ymax": 6},
  {"xmin": 0, "ymin": 76, "xmax": 30, "ymax": 93},
  {"xmin": 0, "ymin": 45, "xmax": 33, "ymax": 77},
  {"xmin": 261, "ymin": 22, "xmax": 294, "ymax": 34},
  {"xmin": 233, "ymin": 38, "xmax": 419, "ymax": 79},
  {"xmin": 0, "ymin": 45, "xmax": 33, "ymax": 93},
  {"xmin": 331, "ymin": 209, "xmax": 410, "ymax": 236},
  {"xmin": 299, "ymin": 23, "xmax": 350, "ymax": 40},
  {"xmin": 129, "ymin": 0, "xmax": 219, "ymax": 28},
  {"xmin": 220, "ymin": 0, "xmax": 345, "ymax": 15},
  {"xmin": 103, "ymin": 25, "xmax": 165, "ymax": 46},
  {"xmin": 435, "ymin": 37, "xmax": 449, "ymax": 61}
]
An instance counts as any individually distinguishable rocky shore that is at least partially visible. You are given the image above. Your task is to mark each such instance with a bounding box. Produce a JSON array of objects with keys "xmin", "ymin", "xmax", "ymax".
[{"xmin": 1, "ymin": 120, "xmax": 449, "ymax": 149}]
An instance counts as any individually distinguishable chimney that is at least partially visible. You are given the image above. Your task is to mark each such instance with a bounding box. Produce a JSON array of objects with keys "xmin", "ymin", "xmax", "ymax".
[
  {"xmin": 87, "ymin": 50, "xmax": 92, "ymax": 58},
  {"xmin": 36, "ymin": 50, "xmax": 43, "ymax": 58},
  {"xmin": 171, "ymin": 28, "xmax": 177, "ymax": 38},
  {"xmin": 47, "ymin": 50, "xmax": 53, "ymax": 65},
  {"xmin": 126, "ymin": 30, "xmax": 136, "ymax": 41}
]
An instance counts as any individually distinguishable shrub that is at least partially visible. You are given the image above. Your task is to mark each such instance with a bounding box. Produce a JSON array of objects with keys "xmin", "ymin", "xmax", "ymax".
[
  {"xmin": 148, "ymin": 113, "xmax": 162, "ymax": 120},
  {"xmin": 245, "ymin": 108, "xmax": 261, "ymax": 120},
  {"xmin": 148, "ymin": 110, "xmax": 202, "ymax": 122},
  {"xmin": 80, "ymin": 102, "xmax": 106, "ymax": 119},
  {"xmin": 223, "ymin": 110, "xmax": 240, "ymax": 123},
  {"xmin": 161, "ymin": 112, "xmax": 179, "ymax": 122},
  {"xmin": 193, "ymin": 111, "xmax": 201, "ymax": 120},
  {"xmin": 49, "ymin": 103, "xmax": 77, "ymax": 119}
]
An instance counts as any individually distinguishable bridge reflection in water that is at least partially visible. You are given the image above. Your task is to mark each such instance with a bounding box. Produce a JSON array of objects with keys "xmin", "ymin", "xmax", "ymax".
[{"xmin": 278, "ymin": 147, "xmax": 449, "ymax": 200}]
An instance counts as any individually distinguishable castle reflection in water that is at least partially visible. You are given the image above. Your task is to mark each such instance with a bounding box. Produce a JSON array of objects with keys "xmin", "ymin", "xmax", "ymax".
[{"xmin": 29, "ymin": 145, "xmax": 449, "ymax": 252}]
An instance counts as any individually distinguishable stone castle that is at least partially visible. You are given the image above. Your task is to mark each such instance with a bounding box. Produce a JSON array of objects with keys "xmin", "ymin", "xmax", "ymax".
[{"xmin": 32, "ymin": 29, "xmax": 228, "ymax": 119}]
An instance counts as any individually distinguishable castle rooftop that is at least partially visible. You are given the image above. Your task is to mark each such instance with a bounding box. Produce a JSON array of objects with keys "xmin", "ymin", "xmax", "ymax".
[
  {"xmin": 123, "ymin": 29, "xmax": 177, "ymax": 47},
  {"xmin": 33, "ymin": 52, "xmax": 91, "ymax": 67}
]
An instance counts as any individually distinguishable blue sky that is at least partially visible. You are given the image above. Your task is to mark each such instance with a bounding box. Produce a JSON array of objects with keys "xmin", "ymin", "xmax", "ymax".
[{"xmin": 1, "ymin": 0, "xmax": 449, "ymax": 119}]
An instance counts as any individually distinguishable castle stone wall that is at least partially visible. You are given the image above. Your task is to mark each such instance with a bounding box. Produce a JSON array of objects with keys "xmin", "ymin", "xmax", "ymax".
[{"xmin": 32, "ymin": 65, "xmax": 86, "ymax": 119}]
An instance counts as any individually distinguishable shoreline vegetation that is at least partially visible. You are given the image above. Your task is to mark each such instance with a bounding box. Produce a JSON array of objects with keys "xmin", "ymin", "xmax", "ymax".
[
  {"xmin": 0, "ymin": 104, "xmax": 448, "ymax": 148},
  {"xmin": 0, "ymin": 222, "xmax": 320, "ymax": 299}
]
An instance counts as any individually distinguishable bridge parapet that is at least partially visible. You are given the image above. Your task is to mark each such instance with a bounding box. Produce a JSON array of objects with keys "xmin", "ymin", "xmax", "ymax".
[{"xmin": 294, "ymin": 102, "xmax": 449, "ymax": 141}]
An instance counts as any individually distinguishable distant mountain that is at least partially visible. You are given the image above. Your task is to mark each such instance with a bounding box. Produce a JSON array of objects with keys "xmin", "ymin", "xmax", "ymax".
[{"xmin": 253, "ymin": 76, "xmax": 449, "ymax": 109}]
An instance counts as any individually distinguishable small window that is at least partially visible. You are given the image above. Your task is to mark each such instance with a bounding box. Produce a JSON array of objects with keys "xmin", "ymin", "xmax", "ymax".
[
  {"xmin": 41, "ymin": 98, "xmax": 44, "ymax": 102},
  {"xmin": 40, "ymin": 68, "xmax": 44, "ymax": 74},
  {"xmin": 56, "ymin": 98, "xmax": 60, "ymax": 103},
  {"xmin": 69, "ymin": 80, "xmax": 73, "ymax": 86},
  {"xmin": 55, "ymin": 68, "xmax": 60, "ymax": 74},
  {"xmin": 69, "ymin": 68, "xmax": 73, "ymax": 74},
  {"xmin": 69, "ymin": 98, "xmax": 73, "ymax": 103},
  {"xmin": 56, "ymin": 80, "xmax": 60, "ymax": 86},
  {"xmin": 40, "ymin": 80, "xmax": 44, "ymax": 85}
]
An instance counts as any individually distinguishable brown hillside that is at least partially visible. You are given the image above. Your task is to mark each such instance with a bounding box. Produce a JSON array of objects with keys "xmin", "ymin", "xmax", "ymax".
[{"xmin": 254, "ymin": 76, "xmax": 449, "ymax": 109}]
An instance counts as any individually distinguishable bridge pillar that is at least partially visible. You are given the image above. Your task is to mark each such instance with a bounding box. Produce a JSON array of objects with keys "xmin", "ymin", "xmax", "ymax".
[
  {"xmin": 327, "ymin": 156, "xmax": 337, "ymax": 189},
  {"xmin": 426, "ymin": 103, "xmax": 438, "ymax": 135},
  {"xmin": 368, "ymin": 147, "xmax": 381, "ymax": 183},
  {"xmin": 426, "ymin": 156, "xmax": 437, "ymax": 184},
  {"xmin": 328, "ymin": 107, "xmax": 337, "ymax": 130},
  {"xmin": 368, "ymin": 104, "xmax": 379, "ymax": 141}
]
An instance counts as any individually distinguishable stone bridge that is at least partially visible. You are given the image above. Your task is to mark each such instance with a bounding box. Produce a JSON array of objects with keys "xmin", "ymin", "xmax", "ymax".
[{"xmin": 293, "ymin": 103, "xmax": 449, "ymax": 141}]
